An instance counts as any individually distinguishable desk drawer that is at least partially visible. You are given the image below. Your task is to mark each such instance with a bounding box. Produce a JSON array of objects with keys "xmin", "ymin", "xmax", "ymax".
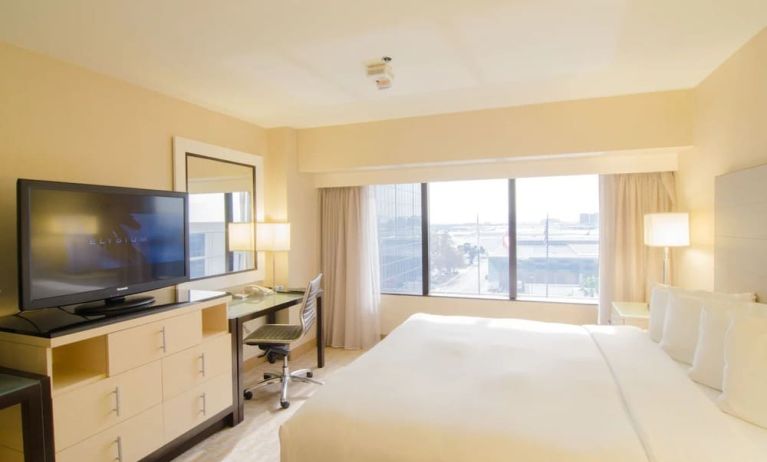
[
  {"xmin": 54, "ymin": 361, "xmax": 162, "ymax": 450},
  {"xmin": 163, "ymin": 373, "xmax": 232, "ymax": 441},
  {"xmin": 162, "ymin": 334, "xmax": 231, "ymax": 399},
  {"xmin": 108, "ymin": 311, "xmax": 202, "ymax": 375},
  {"xmin": 57, "ymin": 404, "xmax": 164, "ymax": 462}
]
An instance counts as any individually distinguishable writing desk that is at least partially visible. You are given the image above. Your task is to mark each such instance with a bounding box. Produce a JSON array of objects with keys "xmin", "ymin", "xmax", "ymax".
[
  {"xmin": 0, "ymin": 368, "xmax": 54, "ymax": 462},
  {"xmin": 227, "ymin": 292, "xmax": 324, "ymax": 424}
]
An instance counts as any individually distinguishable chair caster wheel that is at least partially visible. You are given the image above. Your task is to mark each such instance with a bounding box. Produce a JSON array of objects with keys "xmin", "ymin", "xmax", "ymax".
[
  {"xmin": 280, "ymin": 400, "xmax": 290, "ymax": 409},
  {"xmin": 244, "ymin": 390, "xmax": 253, "ymax": 400},
  {"xmin": 306, "ymin": 371, "xmax": 313, "ymax": 378}
]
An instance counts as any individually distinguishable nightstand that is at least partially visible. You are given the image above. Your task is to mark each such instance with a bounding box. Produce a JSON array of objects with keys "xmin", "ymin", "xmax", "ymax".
[{"xmin": 611, "ymin": 301, "xmax": 650, "ymax": 329}]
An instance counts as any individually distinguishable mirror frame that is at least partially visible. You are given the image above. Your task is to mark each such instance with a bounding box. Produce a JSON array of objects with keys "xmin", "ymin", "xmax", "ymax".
[{"xmin": 172, "ymin": 136, "xmax": 265, "ymax": 289}]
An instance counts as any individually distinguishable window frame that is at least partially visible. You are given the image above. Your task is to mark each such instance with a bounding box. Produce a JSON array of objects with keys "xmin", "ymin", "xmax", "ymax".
[{"xmin": 380, "ymin": 177, "xmax": 598, "ymax": 304}]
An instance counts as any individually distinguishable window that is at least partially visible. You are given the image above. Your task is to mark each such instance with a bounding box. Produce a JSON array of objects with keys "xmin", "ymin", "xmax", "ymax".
[
  {"xmin": 428, "ymin": 180, "xmax": 509, "ymax": 298},
  {"xmin": 374, "ymin": 174, "xmax": 599, "ymax": 303},
  {"xmin": 374, "ymin": 184, "xmax": 423, "ymax": 294},
  {"xmin": 515, "ymin": 175, "xmax": 599, "ymax": 301}
]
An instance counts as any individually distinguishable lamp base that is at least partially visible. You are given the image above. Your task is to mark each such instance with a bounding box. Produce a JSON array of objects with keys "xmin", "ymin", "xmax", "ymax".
[{"xmin": 662, "ymin": 246, "xmax": 671, "ymax": 285}]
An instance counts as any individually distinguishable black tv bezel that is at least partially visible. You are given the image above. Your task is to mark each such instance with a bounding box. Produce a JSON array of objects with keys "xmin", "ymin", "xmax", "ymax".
[{"xmin": 17, "ymin": 179, "xmax": 190, "ymax": 311}]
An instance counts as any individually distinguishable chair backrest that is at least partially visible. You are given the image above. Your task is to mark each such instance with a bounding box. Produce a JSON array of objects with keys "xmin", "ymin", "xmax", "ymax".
[{"xmin": 299, "ymin": 273, "xmax": 323, "ymax": 335}]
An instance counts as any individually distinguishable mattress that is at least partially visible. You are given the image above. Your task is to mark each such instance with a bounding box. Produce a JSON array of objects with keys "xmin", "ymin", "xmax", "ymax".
[{"xmin": 280, "ymin": 314, "xmax": 767, "ymax": 462}]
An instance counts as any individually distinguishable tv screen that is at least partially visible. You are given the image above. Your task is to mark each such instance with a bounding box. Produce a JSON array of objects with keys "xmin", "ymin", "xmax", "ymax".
[{"xmin": 18, "ymin": 180, "xmax": 189, "ymax": 310}]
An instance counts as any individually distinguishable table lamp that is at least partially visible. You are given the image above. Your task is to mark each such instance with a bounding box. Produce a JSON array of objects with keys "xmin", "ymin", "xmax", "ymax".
[
  {"xmin": 256, "ymin": 222, "xmax": 291, "ymax": 291},
  {"xmin": 228, "ymin": 222, "xmax": 255, "ymax": 252},
  {"xmin": 644, "ymin": 213, "xmax": 690, "ymax": 285}
]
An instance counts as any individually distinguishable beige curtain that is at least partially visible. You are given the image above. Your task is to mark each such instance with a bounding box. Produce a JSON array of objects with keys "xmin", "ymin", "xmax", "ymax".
[
  {"xmin": 598, "ymin": 172, "xmax": 675, "ymax": 324},
  {"xmin": 320, "ymin": 186, "xmax": 381, "ymax": 349}
]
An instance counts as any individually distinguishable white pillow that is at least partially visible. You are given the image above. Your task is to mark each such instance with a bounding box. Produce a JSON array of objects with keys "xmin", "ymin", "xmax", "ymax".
[
  {"xmin": 718, "ymin": 304, "xmax": 767, "ymax": 428},
  {"xmin": 687, "ymin": 289, "xmax": 755, "ymax": 304},
  {"xmin": 688, "ymin": 300, "xmax": 745, "ymax": 390},
  {"xmin": 648, "ymin": 284, "xmax": 671, "ymax": 342},
  {"xmin": 660, "ymin": 292, "xmax": 704, "ymax": 364},
  {"xmin": 649, "ymin": 286, "xmax": 754, "ymax": 344}
]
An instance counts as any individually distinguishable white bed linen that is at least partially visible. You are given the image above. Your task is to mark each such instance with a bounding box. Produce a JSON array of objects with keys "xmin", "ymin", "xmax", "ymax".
[{"xmin": 280, "ymin": 314, "xmax": 766, "ymax": 462}]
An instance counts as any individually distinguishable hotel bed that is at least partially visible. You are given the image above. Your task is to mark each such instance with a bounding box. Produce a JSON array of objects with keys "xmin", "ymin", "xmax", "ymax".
[{"xmin": 280, "ymin": 313, "xmax": 767, "ymax": 462}]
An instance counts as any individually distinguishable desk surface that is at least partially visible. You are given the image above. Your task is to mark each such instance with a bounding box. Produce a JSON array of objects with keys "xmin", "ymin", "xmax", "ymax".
[
  {"xmin": 611, "ymin": 301, "xmax": 650, "ymax": 319},
  {"xmin": 0, "ymin": 373, "xmax": 38, "ymax": 398},
  {"xmin": 228, "ymin": 292, "xmax": 305, "ymax": 320}
]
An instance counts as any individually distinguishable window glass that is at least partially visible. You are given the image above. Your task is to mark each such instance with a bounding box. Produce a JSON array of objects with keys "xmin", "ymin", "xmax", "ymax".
[
  {"xmin": 428, "ymin": 179, "xmax": 509, "ymax": 298},
  {"xmin": 515, "ymin": 175, "xmax": 599, "ymax": 301},
  {"xmin": 374, "ymin": 184, "xmax": 423, "ymax": 294}
]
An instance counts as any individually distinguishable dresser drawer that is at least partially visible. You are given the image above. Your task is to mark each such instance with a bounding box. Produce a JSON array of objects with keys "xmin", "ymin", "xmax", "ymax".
[
  {"xmin": 54, "ymin": 361, "xmax": 162, "ymax": 450},
  {"xmin": 108, "ymin": 311, "xmax": 202, "ymax": 375},
  {"xmin": 162, "ymin": 334, "xmax": 231, "ymax": 399},
  {"xmin": 163, "ymin": 373, "xmax": 232, "ymax": 441},
  {"xmin": 57, "ymin": 404, "xmax": 164, "ymax": 462}
]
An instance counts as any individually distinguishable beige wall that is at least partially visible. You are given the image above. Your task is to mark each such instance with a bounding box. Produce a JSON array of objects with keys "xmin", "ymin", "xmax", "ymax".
[
  {"xmin": 0, "ymin": 42, "xmax": 268, "ymax": 316},
  {"xmin": 298, "ymin": 90, "xmax": 693, "ymax": 173},
  {"xmin": 676, "ymin": 28, "xmax": 767, "ymax": 290},
  {"xmin": 265, "ymin": 127, "xmax": 320, "ymax": 348},
  {"xmin": 314, "ymin": 148, "xmax": 679, "ymax": 188}
]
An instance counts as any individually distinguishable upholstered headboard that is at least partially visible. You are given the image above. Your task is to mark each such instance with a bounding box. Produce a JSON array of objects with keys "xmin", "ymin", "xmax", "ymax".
[{"xmin": 715, "ymin": 163, "xmax": 767, "ymax": 301}]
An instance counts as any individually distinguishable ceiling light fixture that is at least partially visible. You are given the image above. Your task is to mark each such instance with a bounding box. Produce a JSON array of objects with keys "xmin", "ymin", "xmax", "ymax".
[{"xmin": 366, "ymin": 56, "xmax": 393, "ymax": 90}]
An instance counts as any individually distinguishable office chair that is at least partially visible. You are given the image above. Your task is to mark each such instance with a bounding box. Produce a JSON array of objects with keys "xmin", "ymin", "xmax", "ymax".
[{"xmin": 242, "ymin": 273, "xmax": 323, "ymax": 409}]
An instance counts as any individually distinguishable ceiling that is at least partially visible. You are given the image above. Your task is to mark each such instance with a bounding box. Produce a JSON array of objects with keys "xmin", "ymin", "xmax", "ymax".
[{"xmin": 1, "ymin": 0, "xmax": 765, "ymax": 128}]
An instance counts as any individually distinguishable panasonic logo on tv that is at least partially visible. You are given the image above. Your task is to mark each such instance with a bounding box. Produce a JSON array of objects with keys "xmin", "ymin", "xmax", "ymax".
[{"xmin": 116, "ymin": 287, "xmax": 128, "ymax": 292}]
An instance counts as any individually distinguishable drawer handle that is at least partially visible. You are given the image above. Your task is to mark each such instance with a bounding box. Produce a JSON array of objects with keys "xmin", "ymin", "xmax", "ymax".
[
  {"xmin": 115, "ymin": 436, "xmax": 123, "ymax": 462},
  {"xmin": 201, "ymin": 392, "xmax": 207, "ymax": 416},
  {"xmin": 112, "ymin": 386, "xmax": 121, "ymax": 417},
  {"xmin": 160, "ymin": 326, "xmax": 167, "ymax": 352},
  {"xmin": 199, "ymin": 352, "xmax": 206, "ymax": 376}
]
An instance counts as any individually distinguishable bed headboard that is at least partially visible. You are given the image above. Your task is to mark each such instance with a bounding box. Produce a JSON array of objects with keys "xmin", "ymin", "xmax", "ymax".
[{"xmin": 715, "ymin": 163, "xmax": 767, "ymax": 301}]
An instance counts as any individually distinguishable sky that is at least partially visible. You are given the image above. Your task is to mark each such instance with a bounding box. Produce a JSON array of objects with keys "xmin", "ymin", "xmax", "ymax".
[{"xmin": 428, "ymin": 175, "xmax": 598, "ymax": 224}]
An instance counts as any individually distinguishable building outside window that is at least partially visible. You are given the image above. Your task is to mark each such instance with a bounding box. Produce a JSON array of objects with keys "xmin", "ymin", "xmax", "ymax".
[
  {"xmin": 373, "ymin": 174, "xmax": 599, "ymax": 303},
  {"xmin": 428, "ymin": 179, "xmax": 509, "ymax": 298},
  {"xmin": 374, "ymin": 184, "xmax": 422, "ymax": 294},
  {"xmin": 515, "ymin": 175, "xmax": 599, "ymax": 301}
]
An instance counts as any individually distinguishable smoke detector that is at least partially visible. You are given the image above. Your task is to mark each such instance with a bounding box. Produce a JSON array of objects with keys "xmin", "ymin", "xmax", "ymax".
[{"xmin": 366, "ymin": 56, "xmax": 393, "ymax": 90}]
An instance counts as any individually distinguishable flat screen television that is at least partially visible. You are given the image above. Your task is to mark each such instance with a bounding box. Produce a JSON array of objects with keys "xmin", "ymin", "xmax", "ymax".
[{"xmin": 17, "ymin": 179, "xmax": 189, "ymax": 314}]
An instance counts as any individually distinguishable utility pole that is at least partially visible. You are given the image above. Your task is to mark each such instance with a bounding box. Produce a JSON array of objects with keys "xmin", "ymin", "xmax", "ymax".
[
  {"xmin": 476, "ymin": 214, "xmax": 481, "ymax": 294},
  {"xmin": 544, "ymin": 214, "xmax": 550, "ymax": 298}
]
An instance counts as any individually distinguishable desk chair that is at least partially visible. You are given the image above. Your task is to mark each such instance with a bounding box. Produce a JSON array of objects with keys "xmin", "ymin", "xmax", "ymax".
[{"xmin": 242, "ymin": 274, "xmax": 323, "ymax": 409}]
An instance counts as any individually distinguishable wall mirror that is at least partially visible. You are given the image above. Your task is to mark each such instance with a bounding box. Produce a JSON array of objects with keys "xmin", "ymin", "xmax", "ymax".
[
  {"xmin": 187, "ymin": 154, "xmax": 255, "ymax": 278},
  {"xmin": 173, "ymin": 137, "xmax": 265, "ymax": 284}
]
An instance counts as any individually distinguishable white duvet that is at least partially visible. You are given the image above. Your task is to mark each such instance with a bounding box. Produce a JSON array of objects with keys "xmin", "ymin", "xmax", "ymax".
[{"xmin": 280, "ymin": 314, "xmax": 767, "ymax": 462}]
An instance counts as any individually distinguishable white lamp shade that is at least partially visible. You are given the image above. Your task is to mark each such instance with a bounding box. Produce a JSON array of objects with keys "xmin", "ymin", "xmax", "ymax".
[
  {"xmin": 228, "ymin": 222, "xmax": 255, "ymax": 251},
  {"xmin": 256, "ymin": 222, "xmax": 291, "ymax": 251},
  {"xmin": 644, "ymin": 213, "xmax": 690, "ymax": 247}
]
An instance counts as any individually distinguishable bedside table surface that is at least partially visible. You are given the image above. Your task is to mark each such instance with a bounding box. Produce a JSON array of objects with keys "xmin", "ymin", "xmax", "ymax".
[{"xmin": 612, "ymin": 301, "xmax": 650, "ymax": 319}]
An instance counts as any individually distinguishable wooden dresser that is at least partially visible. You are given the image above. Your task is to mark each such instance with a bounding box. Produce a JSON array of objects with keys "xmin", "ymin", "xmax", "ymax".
[{"xmin": 0, "ymin": 292, "xmax": 234, "ymax": 462}]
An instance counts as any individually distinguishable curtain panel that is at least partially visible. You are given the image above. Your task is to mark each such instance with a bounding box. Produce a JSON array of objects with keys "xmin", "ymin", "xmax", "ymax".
[
  {"xmin": 320, "ymin": 186, "xmax": 381, "ymax": 349},
  {"xmin": 598, "ymin": 172, "xmax": 675, "ymax": 324}
]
